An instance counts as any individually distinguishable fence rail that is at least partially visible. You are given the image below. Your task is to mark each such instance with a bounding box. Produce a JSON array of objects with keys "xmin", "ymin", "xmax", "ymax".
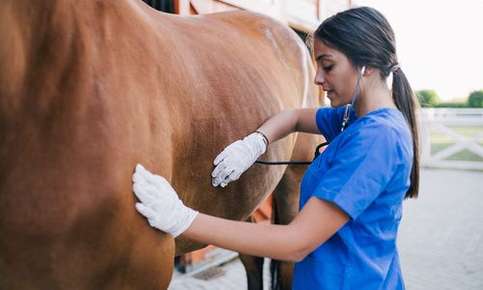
[{"xmin": 420, "ymin": 108, "xmax": 483, "ymax": 170}]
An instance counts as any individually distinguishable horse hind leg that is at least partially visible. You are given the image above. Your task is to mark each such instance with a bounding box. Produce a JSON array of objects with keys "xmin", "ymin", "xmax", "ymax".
[
  {"xmin": 240, "ymin": 133, "xmax": 317, "ymax": 290},
  {"xmin": 239, "ymin": 216, "xmax": 265, "ymax": 290},
  {"xmin": 238, "ymin": 168, "xmax": 301, "ymax": 290},
  {"xmin": 270, "ymin": 165, "xmax": 304, "ymax": 290},
  {"xmin": 239, "ymin": 165, "xmax": 306, "ymax": 290}
]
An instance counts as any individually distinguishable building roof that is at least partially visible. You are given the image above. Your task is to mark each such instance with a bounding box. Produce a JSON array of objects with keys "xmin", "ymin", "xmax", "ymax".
[{"xmin": 179, "ymin": 0, "xmax": 352, "ymax": 33}]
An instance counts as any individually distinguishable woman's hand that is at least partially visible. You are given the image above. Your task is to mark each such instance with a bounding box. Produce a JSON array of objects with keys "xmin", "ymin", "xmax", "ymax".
[
  {"xmin": 132, "ymin": 164, "xmax": 198, "ymax": 237},
  {"xmin": 211, "ymin": 132, "xmax": 267, "ymax": 187}
]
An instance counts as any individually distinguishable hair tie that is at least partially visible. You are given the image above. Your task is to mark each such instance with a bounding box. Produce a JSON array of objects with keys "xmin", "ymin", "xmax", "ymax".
[{"xmin": 391, "ymin": 63, "xmax": 401, "ymax": 73}]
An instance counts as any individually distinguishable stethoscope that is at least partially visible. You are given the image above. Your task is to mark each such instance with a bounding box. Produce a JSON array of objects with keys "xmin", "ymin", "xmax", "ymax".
[{"xmin": 255, "ymin": 66, "xmax": 365, "ymax": 166}]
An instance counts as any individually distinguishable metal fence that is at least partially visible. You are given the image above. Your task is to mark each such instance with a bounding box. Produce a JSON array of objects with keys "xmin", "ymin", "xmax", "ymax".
[{"xmin": 420, "ymin": 108, "xmax": 483, "ymax": 170}]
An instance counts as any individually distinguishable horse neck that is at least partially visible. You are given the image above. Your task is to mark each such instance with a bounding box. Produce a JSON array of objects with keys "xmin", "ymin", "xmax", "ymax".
[
  {"xmin": 0, "ymin": 1, "xmax": 80, "ymax": 99},
  {"xmin": 0, "ymin": 0, "xmax": 141, "ymax": 112}
]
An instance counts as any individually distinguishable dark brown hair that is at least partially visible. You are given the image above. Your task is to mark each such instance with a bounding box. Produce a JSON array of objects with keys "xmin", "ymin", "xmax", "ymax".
[{"xmin": 314, "ymin": 6, "xmax": 420, "ymax": 198}]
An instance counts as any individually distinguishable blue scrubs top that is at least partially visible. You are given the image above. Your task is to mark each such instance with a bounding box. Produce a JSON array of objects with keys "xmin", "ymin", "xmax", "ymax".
[{"xmin": 292, "ymin": 107, "xmax": 413, "ymax": 290}]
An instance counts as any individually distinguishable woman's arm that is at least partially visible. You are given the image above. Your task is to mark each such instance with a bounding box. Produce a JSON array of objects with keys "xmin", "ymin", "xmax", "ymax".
[
  {"xmin": 256, "ymin": 108, "xmax": 321, "ymax": 144},
  {"xmin": 133, "ymin": 165, "xmax": 349, "ymax": 262},
  {"xmin": 183, "ymin": 196, "xmax": 349, "ymax": 262},
  {"xmin": 211, "ymin": 108, "xmax": 322, "ymax": 187}
]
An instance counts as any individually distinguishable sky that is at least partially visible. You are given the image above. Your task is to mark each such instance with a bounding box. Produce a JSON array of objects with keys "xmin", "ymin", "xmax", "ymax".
[{"xmin": 352, "ymin": 0, "xmax": 483, "ymax": 101}]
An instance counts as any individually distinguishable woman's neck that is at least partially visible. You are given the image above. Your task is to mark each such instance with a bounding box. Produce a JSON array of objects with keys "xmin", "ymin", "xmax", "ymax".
[{"xmin": 355, "ymin": 77, "xmax": 397, "ymax": 117}]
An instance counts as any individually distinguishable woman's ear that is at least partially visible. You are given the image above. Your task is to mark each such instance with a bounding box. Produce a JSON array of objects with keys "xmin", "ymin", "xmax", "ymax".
[{"xmin": 361, "ymin": 66, "xmax": 378, "ymax": 77}]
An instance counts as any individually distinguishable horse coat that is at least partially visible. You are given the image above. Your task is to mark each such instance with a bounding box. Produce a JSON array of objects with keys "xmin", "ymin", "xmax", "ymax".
[{"xmin": 0, "ymin": 1, "xmax": 320, "ymax": 289}]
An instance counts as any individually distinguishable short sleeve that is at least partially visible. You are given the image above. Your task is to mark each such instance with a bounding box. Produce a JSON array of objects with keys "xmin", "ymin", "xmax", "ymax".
[
  {"xmin": 313, "ymin": 125, "xmax": 401, "ymax": 220},
  {"xmin": 315, "ymin": 107, "xmax": 355, "ymax": 142}
]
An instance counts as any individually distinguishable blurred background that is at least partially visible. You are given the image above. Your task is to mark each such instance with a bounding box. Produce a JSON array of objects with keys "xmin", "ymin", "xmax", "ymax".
[{"xmin": 142, "ymin": 1, "xmax": 483, "ymax": 289}]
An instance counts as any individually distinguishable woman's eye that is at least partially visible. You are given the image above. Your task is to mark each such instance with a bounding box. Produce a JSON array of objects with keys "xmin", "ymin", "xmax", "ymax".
[{"xmin": 323, "ymin": 65, "xmax": 334, "ymax": 72}]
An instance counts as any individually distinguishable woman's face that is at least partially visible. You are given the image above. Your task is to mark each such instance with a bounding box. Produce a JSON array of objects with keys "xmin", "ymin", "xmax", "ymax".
[{"xmin": 313, "ymin": 38, "xmax": 359, "ymax": 107}]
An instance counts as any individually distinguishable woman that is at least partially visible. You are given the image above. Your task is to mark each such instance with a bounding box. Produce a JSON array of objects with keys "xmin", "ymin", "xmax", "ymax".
[{"xmin": 132, "ymin": 6, "xmax": 420, "ymax": 289}]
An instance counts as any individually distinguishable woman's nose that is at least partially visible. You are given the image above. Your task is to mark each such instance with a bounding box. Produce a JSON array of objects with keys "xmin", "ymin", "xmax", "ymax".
[{"xmin": 314, "ymin": 70, "xmax": 325, "ymax": 86}]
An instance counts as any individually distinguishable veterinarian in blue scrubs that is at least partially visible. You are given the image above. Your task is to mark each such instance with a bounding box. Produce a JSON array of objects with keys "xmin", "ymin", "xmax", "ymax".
[
  {"xmin": 292, "ymin": 105, "xmax": 413, "ymax": 289},
  {"xmin": 131, "ymin": 6, "xmax": 420, "ymax": 289}
]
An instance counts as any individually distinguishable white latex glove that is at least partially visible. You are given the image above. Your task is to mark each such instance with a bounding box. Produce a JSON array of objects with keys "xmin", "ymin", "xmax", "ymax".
[
  {"xmin": 212, "ymin": 132, "xmax": 267, "ymax": 188},
  {"xmin": 132, "ymin": 164, "xmax": 198, "ymax": 237}
]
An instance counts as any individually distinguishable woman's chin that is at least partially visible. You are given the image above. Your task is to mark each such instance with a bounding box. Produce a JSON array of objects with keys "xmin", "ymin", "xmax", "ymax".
[
  {"xmin": 328, "ymin": 97, "xmax": 349, "ymax": 108},
  {"xmin": 329, "ymin": 99, "xmax": 342, "ymax": 108}
]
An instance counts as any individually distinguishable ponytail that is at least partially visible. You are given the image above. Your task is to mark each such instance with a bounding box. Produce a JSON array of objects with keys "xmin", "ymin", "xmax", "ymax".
[{"xmin": 392, "ymin": 68, "xmax": 420, "ymax": 198}]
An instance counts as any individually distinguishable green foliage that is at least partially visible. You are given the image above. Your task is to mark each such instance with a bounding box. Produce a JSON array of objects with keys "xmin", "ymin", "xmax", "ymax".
[
  {"xmin": 467, "ymin": 90, "xmax": 483, "ymax": 108},
  {"xmin": 435, "ymin": 102, "xmax": 467, "ymax": 108},
  {"xmin": 416, "ymin": 90, "xmax": 440, "ymax": 107}
]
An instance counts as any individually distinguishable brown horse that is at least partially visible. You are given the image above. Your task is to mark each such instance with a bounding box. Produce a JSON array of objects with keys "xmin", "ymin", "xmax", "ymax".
[{"xmin": 0, "ymin": 0, "xmax": 319, "ymax": 289}]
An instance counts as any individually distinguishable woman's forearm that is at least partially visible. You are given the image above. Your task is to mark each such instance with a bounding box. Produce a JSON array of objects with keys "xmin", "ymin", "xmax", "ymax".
[
  {"xmin": 182, "ymin": 213, "xmax": 306, "ymax": 262},
  {"xmin": 256, "ymin": 110, "xmax": 299, "ymax": 144},
  {"xmin": 256, "ymin": 108, "xmax": 319, "ymax": 144}
]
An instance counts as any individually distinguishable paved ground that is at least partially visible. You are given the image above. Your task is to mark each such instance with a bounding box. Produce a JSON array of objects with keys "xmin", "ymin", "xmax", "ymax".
[
  {"xmin": 169, "ymin": 169, "xmax": 483, "ymax": 290},
  {"xmin": 398, "ymin": 169, "xmax": 483, "ymax": 290}
]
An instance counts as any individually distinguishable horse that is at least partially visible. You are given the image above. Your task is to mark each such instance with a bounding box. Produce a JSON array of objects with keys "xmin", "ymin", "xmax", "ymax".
[{"xmin": 0, "ymin": 0, "xmax": 320, "ymax": 289}]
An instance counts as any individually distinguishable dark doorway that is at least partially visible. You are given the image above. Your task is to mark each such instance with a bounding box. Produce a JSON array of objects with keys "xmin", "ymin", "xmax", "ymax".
[{"xmin": 142, "ymin": 0, "xmax": 175, "ymax": 13}]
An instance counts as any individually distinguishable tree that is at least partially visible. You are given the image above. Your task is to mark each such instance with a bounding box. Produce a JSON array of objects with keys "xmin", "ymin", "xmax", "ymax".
[
  {"xmin": 467, "ymin": 90, "xmax": 483, "ymax": 108},
  {"xmin": 416, "ymin": 90, "xmax": 440, "ymax": 107}
]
